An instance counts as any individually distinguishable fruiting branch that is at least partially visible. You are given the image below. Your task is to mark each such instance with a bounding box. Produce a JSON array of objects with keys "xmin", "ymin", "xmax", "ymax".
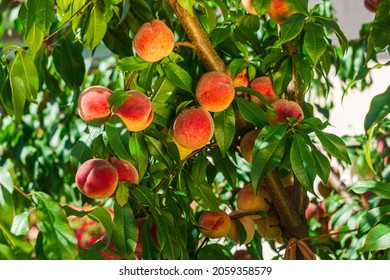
[{"xmin": 167, "ymin": 0, "xmax": 308, "ymax": 242}]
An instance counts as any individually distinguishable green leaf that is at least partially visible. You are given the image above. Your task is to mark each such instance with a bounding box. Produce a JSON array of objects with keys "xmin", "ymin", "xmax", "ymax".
[
  {"xmin": 214, "ymin": 105, "xmax": 235, "ymax": 157},
  {"xmin": 290, "ymin": 134, "xmax": 316, "ymax": 195},
  {"xmin": 191, "ymin": 153, "xmax": 208, "ymax": 185},
  {"xmin": 189, "ymin": 183, "xmax": 220, "ymax": 212},
  {"xmin": 253, "ymin": 0, "xmax": 271, "ymax": 16},
  {"xmin": 208, "ymin": 149, "xmax": 237, "ymax": 187},
  {"xmin": 286, "ymin": 0, "xmax": 309, "ymax": 16},
  {"xmin": 229, "ymin": 58, "xmax": 247, "ymax": 80},
  {"xmin": 364, "ymin": 85, "xmax": 390, "ymax": 132},
  {"xmin": 129, "ymin": 133, "xmax": 149, "ymax": 180},
  {"xmin": 309, "ymin": 144, "xmax": 330, "ymax": 185},
  {"xmin": 36, "ymin": 0, "xmax": 55, "ymax": 35},
  {"xmin": 69, "ymin": 139, "xmax": 93, "ymax": 170},
  {"xmin": 197, "ymin": 244, "xmax": 234, "ymax": 260},
  {"xmin": 144, "ymin": 135, "xmax": 174, "ymax": 171},
  {"xmin": 116, "ymin": 182, "xmax": 129, "ymax": 207},
  {"xmin": 56, "ymin": 0, "xmax": 73, "ymax": 22},
  {"xmin": 273, "ymin": 57, "xmax": 292, "ymax": 95},
  {"xmin": 83, "ymin": 1, "xmax": 108, "ymax": 51},
  {"xmin": 210, "ymin": 25, "xmax": 232, "ymax": 47},
  {"xmin": 293, "ymin": 54, "xmax": 313, "ymax": 92},
  {"xmin": 87, "ymin": 207, "xmax": 113, "ymax": 245},
  {"xmin": 0, "ymin": 167, "xmax": 14, "ymax": 229},
  {"xmin": 0, "ymin": 244, "xmax": 17, "ymax": 260},
  {"xmin": 152, "ymin": 76, "xmax": 176, "ymax": 104},
  {"xmin": 313, "ymin": 129, "xmax": 351, "ymax": 164},
  {"xmin": 32, "ymin": 192, "xmax": 78, "ymax": 260},
  {"xmin": 313, "ymin": 16, "xmax": 348, "ymax": 53},
  {"xmin": 235, "ymin": 97, "xmax": 268, "ymax": 127},
  {"xmin": 117, "ymin": 56, "xmax": 150, "ymax": 72},
  {"xmin": 162, "ymin": 62, "xmax": 193, "ymax": 93},
  {"xmin": 8, "ymin": 51, "xmax": 39, "ymax": 121},
  {"xmin": 105, "ymin": 120, "xmax": 133, "ymax": 162},
  {"xmin": 112, "ymin": 202, "xmax": 138, "ymax": 257},
  {"xmin": 177, "ymin": 0, "xmax": 194, "ymax": 16},
  {"xmin": 279, "ymin": 13, "xmax": 306, "ymax": 45},
  {"xmin": 152, "ymin": 102, "xmax": 173, "ymax": 127},
  {"xmin": 362, "ymin": 222, "xmax": 390, "ymax": 252},
  {"xmin": 10, "ymin": 211, "xmax": 30, "ymax": 237},
  {"xmin": 304, "ymin": 23, "xmax": 327, "ymax": 66},
  {"xmin": 251, "ymin": 123, "xmax": 288, "ymax": 190},
  {"xmin": 349, "ymin": 181, "xmax": 390, "ymax": 199},
  {"xmin": 366, "ymin": 0, "xmax": 390, "ymax": 62},
  {"xmin": 359, "ymin": 205, "xmax": 390, "ymax": 235},
  {"xmin": 53, "ymin": 39, "xmax": 85, "ymax": 90}
]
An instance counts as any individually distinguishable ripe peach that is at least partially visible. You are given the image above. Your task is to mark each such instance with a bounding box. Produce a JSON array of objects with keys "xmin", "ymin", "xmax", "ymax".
[
  {"xmin": 239, "ymin": 128, "xmax": 261, "ymax": 164},
  {"xmin": 113, "ymin": 90, "xmax": 154, "ymax": 132},
  {"xmin": 305, "ymin": 202, "xmax": 324, "ymax": 221},
  {"xmin": 256, "ymin": 216, "xmax": 282, "ymax": 240},
  {"xmin": 228, "ymin": 210, "xmax": 256, "ymax": 244},
  {"xmin": 267, "ymin": 0, "xmax": 296, "ymax": 24},
  {"xmin": 78, "ymin": 86, "xmax": 112, "ymax": 123},
  {"xmin": 236, "ymin": 183, "xmax": 272, "ymax": 215},
  {"xmin": 108, "ymin": 157, "xmax": 139, "ymax": 185},
  {"xmin": 268, "ymin": 99, "xmax": 304, "ymax": 124},
  {"xmin": 173, "ymin": 107, "xmax": 214, "ymax": 150},
  {"xmin": 133, "ymin": 19, "xmax": 175, "ymax": 62},
  {"xmin": 75, "ymin": 158, "xmax": 119, "ymax": 199},
  {"xmin": 196, "ymin": 71, "xmax": 235, "ymax": 112},
  {"xmin": 241, "ymin": 0, "xmax": 257, "ymax": 15},
  {"xmin": 364, "ymin": 0, "xmax": 382, "ymax": 12},
  {"xmin": 226, "ymin": 68, "xmax": 249, "ymax": 94},
  {"xmin": 198, "ymin": 211, "xmax": 232, "ymax": 238},
  {"xmin": 250, "ymin": 76, "xmax": 278, "ymax": 108}
]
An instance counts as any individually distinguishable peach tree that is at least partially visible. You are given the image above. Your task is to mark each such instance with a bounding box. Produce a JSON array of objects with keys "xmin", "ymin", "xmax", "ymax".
[{"xmin": 0, "ymin": 0, "xmax": 390, "ymax": 260}]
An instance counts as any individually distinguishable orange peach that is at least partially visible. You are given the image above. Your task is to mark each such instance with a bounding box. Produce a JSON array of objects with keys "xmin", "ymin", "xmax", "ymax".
[
  {"xmin": 108, "ymin": 157, "xmax": 139, "ymax": 185},
  {"xmin": 239, "ymin": 128, "xmax": 261, "ymax": 164},
  {"xmin": 234, "ymin": 250, "xmax": 253, "ymax": 260},
  {"xmin": 228, "ymin": 210, "xmax": 256, "ymax": 244},
  {"xmin": 196, "ymin": 71, "xmax": 235, "ymax": 112},
  {"xmin": 236, "ymin": 183, "xmax": 272, "ymax": 215},
  {"xmin": 133, "ymin": 19, "xmax": 175, "ymax": 62},
  {"xmin": 78, "ymin": 86, "xmax": 112, "ymax": 123},
  {"xmin": 250, "ymin": 76, "xmax": 278, "ymax": 108},
  {"xmin": 173, "ymin": 107, "xmax": 214, "ymax": 150},
  {"xmin": 241, "ymin": 0, "xmax": 257, "ymax": 15},
  {"xmin": 113, "ymin": 90, "xmax": 154, "ymax": 132},
  {"xmin": 256, "ymin": 216, "xmax": 282, "ymax": 240},
  {"xmin": 198, "ymin": 211, "xmax": 232, "ymax": 238},
  {"xmin": 268, "ymin": 99, "xmax": 304, "ymax": 124},
  {"xmin": 267, "ymin": 0, "xmax": 296, "ymax": 24},
  {"xmin": 75, "ymin": 158, "xmax": 118, "ymax": 199}
]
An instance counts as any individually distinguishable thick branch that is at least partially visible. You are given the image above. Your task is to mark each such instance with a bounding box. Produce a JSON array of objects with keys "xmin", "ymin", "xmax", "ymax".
[{"xmin": 166, "ymin": 0, "xmax": 226, "ymax": 72}]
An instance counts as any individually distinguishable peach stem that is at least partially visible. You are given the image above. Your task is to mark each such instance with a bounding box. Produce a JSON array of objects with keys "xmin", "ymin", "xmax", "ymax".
[{"xmin": 175, "ymin": 41, "xmax": 197, "ymax": 51}]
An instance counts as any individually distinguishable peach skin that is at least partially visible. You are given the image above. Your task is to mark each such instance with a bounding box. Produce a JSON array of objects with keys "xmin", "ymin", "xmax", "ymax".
[{"xmin": 78, "ymin": 86, "xmax": 112, "ymax": 124}]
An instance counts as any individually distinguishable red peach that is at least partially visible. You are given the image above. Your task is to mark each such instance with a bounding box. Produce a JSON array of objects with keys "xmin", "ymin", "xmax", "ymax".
[
  {"xmin": 196, "ymin": 71, "xmax": 235, "ymax": 112},
  {"xmin": 268, "ymin": 99, "xmax": 304, "ymax": 124},
  {"xmin": 198, "ymin": 211, "xmax": 232, "ymax": 238},
  {"xmin": 250, "ymin": 76, "xmax": 278, "ymax": 108},
  {"xmin": 239, "ymin": 128, "xmax": 261, "ymax": 164},
  {"xmin": 108, "ymin": 157, "xmax": 139, "ymax": 185},
  {"xmin": 78, "ymin": 86, "xmax": 112, "ymax": 123},
  {"xmin": 75, "ymin": 158, "xmax": 119, "ymax": 199},
  {"xmin": 173, "ymin": 107, "xmax": 214, "ymax": 150},
  {"xmin": 113, "ymin": 90, "xmax": 154, "ymax": 132},
  {"xmin": 364, "ymin": 0, "xmax": 382, "ymax": 12},
  {"xmin": 133, "ymin": 19, "xmax": 175, "ymax": 62},
  {"xmin": 267, "ymin": 0, "xmax": 296, "ymax": 24}
]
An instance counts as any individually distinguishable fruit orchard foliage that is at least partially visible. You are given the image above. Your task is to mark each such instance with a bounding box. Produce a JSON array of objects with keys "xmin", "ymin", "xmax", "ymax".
[{"xmin": 0, "ymin": 0, "xmax": 390, "ymax": 260}]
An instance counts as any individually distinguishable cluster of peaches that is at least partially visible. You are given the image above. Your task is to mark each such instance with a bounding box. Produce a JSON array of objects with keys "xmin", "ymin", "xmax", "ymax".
[{"xmin": 198, "ymin": 183, "xmax": 283, "ymax": 245}]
